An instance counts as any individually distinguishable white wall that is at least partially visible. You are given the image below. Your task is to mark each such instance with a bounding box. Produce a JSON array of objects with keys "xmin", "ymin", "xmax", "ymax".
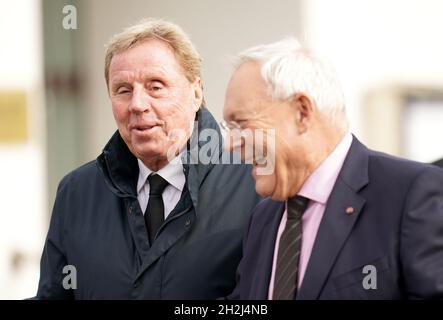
[
  {"xmin": 0, "ymin": 0, "xmax": 46, "ymax": 299},
  {"xmin": 303, "ymin": 0, "xmax": 443, "ymax": 147}
]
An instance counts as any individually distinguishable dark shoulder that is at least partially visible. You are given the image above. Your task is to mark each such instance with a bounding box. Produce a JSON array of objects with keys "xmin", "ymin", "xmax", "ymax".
[
  {"xmin": 57, "ymin": 160, "xmax": 100, "ymax": 192},
  {"xmin": 433, "ymin": 158, "xmax": 443, "ymax": 169},
  {"xmin": 367, "ymin": 148, "xmax": 442, "ymax": 183},
  {"xmin": 206, "ymin": 162, "xmax": 256, "ymax": 191},
  {"xmin": 249, "ymin": 197, "xmax": 284, "ymax": 228}
]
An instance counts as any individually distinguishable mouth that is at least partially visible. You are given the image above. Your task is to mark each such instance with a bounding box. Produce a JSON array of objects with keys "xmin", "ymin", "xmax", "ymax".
[
  {"xmin": 130, "ymin": 121, "xmax": 164, "ymax": 134},
  {"xmin": 131, "ymin": 126, "xmax": 158, "ymax": 135},
  {"xmin": 133, "ymin": 125, "xmax": 156, "ymax": 131}
]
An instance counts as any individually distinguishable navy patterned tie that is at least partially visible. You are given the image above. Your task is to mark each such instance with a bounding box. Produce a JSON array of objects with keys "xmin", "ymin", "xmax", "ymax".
[{"xmin": 273, "ymin": 195, "xmax": 309, "ymax": 300}]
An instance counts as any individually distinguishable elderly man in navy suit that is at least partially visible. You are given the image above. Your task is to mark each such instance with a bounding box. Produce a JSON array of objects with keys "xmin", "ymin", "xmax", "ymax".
[{"xmin": 222, "ymin": 37, "xmax": 443, "ymax": 299}]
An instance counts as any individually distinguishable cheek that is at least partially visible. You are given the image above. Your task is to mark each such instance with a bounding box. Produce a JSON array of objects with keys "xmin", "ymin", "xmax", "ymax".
[
  {"xmin": 274, "ymin": 129, "xmax": 295, "ymax": 162},
  {"xmin": 270, "ymin": 147, "xmax": 291, "ymax": 189},
  {"xmin": 111, "ymin": 102, "xmax": 129, "ymax": 124},
  {"xmin": 163, "ymin": 104, "xmax": 195, "ymax": 132}
]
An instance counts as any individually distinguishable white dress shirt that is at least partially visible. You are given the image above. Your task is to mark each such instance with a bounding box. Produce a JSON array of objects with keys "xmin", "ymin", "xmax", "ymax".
[{"xmin": 137, "ymin": 157, "xmax": 186, "ymax": 219}]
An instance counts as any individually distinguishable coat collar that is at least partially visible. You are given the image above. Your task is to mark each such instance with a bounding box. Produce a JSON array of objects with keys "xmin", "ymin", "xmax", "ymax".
[{"xmin": 96, "ymin": 107, "xmax": 223, "ymax": 210}]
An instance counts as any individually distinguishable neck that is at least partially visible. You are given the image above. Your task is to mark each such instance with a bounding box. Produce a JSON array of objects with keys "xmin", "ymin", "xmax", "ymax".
[
  {"xmin": 141, "ymin": 157, "xmax": 170, "ymax": 172},
  {"xmin": 140, "ymin": 137, "xmax": 189, "ymax": 172},
  {"xmin": 284, "ymin": 127, "xmax": 346, "ymax": 199},
  {"xmin": 307, "ymin": 128, "xmax": 346, "ymax": 173}
]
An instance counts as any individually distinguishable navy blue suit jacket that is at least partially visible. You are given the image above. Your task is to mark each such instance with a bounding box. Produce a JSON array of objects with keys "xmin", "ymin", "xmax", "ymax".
[{"xmin": 229, "ymin": 136, "xmax": 443, "ymax": 299}]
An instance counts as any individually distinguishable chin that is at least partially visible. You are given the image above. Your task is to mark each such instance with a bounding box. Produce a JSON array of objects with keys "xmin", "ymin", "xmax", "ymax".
[
  {"xmin": 253, "ymin": 168, "xmax": 275, "ymax": 193},
  {"xmin": 132, "ymin": 143, "xmax": 166, "ymax": 160},
  {"xmin": 254, "ymin": 178, "xmax": 274, "ymax": 198}
]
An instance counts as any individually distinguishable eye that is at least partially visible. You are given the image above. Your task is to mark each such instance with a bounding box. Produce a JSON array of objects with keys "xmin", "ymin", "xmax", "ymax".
[
  {"xmin": 114, "ymin": 85, "xmax": 131, "ymax": 95},
  {"xmin": 149, "ymin": 81, "xmax": 165, "ymax": 92},
  {"xmin": 233, "ymin": 119, "xmax": 249, "ymax": 130},
  {"xmin": 118, "ymin": 88, "xmax": 130, "ymax": 94}
]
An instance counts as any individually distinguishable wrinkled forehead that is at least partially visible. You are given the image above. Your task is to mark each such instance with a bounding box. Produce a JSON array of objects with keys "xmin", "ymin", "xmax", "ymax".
[
  {"xmin": 224, "ymin": 61, "xmax": 270, "ymax": 119},
  {"xmin": 109, "ymin": 39, "xmax": 181, "ymax": 75}
]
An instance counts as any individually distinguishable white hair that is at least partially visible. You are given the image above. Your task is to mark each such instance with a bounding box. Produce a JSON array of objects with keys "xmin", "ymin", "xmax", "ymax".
[{"xmin": 236, "ymin": 37, "xmax": 348, "ymax": 131}]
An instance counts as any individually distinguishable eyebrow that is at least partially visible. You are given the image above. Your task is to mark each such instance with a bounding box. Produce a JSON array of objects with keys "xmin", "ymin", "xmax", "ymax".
[
  {"xmin": 110, "ymin": 81, "xmax": 131, "ymax": 91},
  {"xmin": 111, "ymin": 73, "xmax": 167, "ymax": 85},
  {"xmin": 109, "ymin": 73, "xmax": 130, "ymax": 84}
]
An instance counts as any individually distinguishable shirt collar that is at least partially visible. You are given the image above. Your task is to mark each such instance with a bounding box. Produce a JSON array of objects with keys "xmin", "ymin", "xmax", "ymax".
[
  {"xmin": 298, "ymin": 132, "xmax": 353, "ymax": 204},
  {"xmin": 137, "ymin": 155, "xmax": 186, "ymax": 195}
]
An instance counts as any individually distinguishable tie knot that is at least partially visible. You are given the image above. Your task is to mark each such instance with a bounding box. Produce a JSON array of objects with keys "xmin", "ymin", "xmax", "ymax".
[
  {"xmin": 287, "ymin": 195, "xmax": 309, "ymax": 220},
  {"xmin": 148, "ymin": 174, "xmax": 169, "ymax": 195}
]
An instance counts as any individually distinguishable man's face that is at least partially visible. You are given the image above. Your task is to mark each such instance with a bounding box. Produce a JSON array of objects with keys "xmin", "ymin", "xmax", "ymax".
[
  {"xmin": 223, "ymin": 61, "xmax": 304, "ymax": 200},
  {"xmin": 108, "ymin": 39, "xmax": 202, "ymax": 166}
]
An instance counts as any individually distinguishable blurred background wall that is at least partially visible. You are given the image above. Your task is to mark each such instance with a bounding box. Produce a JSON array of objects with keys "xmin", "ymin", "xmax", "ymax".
[
  {"xmin": 304, "ymin": 0, "xmax": 443, "ymax": 161},
  {"xmin": 0, "ymin": 0, "xmax": 46, "ymax": 299},
  {"xmin": 0, "ymin": 0, "xmax": 442, "ymax": 299}
]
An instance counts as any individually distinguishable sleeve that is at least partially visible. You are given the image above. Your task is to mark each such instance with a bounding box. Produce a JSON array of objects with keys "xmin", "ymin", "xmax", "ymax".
[
  {"xmin": 34, "ymin": 175, "xmax": 75, "ymax": 299},
  {"xmin": 401, "ymin": 165, "xmax": 443, "ymax": 299},
  {"xmin": 223, "ymin": 200, "xmax": 258, "ymax": 300}
]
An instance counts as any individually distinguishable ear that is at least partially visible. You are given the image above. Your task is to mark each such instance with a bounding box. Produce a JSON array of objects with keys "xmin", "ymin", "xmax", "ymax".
[
  {"xmin": 191, "ymin": 77, "xmax": 203, "ymax": 111},
  {"xmin": 290, "ymin": 93, "xmax": 315, "ymax": 134}
]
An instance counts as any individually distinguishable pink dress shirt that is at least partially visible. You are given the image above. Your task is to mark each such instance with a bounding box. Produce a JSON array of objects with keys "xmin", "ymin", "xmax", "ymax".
[{"xmin": 268, "ymin": 133, "xmax": 353, "ymax": 299}]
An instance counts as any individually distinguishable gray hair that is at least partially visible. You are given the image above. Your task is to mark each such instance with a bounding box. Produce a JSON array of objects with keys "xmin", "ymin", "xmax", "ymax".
[{"xmin": 236, "ymin": 37, "xmax": 348, "ymax": 131}]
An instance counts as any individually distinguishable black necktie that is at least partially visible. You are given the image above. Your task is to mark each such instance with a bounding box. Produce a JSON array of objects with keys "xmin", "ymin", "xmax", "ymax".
[
  {"xmin": 145, "ymin": 174, "xmax": 169, "ymax": 244},
  {"xmin": 273, "ymin": 195, "xmax": 309, "ymax": 300}
]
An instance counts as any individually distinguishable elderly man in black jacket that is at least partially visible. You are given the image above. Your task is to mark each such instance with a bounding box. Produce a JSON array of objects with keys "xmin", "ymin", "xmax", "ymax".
[{"xmin": 35, "ymin": 19, "xmax": 260, "ymax": 299}]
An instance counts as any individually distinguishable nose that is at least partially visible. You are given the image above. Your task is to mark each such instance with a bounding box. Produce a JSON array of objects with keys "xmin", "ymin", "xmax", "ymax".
[{"xmin": 129, "ymin": 86, "xmax": 152, "ymax": 114}]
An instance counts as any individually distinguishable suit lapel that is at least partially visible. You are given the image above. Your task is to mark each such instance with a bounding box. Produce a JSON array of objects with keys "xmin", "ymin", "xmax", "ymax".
[
  {"xmin": 297, "ymin": 178, "xmax": 365, "ymax": 299},
  {"xmin": 297, "ymin": 136, "xmax": 369, "ymax": 300},
  {"xmin": 250, "ymin": 200, "xmax": 286, "ymax": 299}
]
